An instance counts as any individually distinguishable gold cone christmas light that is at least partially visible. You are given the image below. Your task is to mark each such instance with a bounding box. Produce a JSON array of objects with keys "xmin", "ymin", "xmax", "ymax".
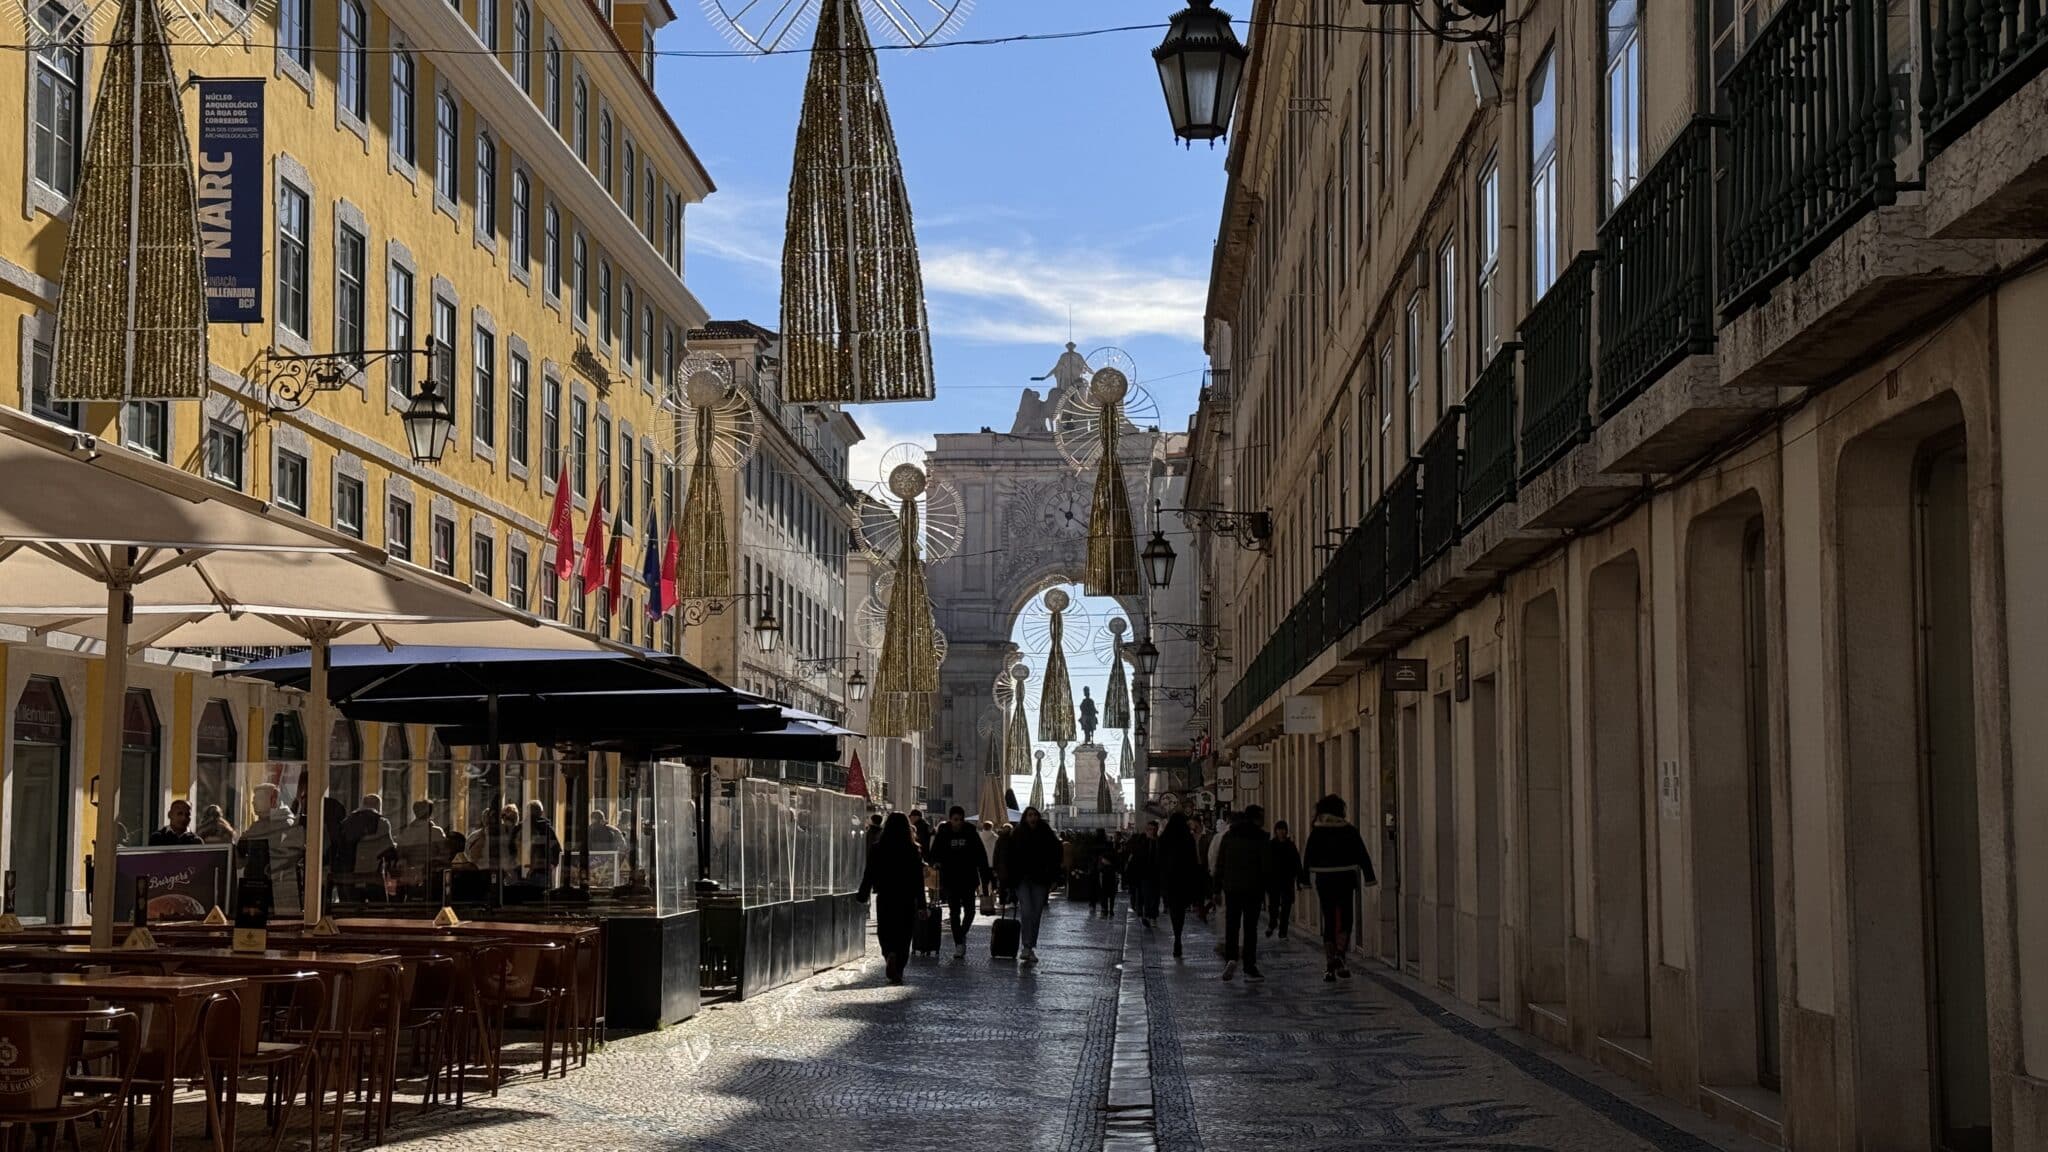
[
  {"xmin": 1084, "ymin": 369, "xmax": 1141, "ymax": 596},
  {"xmin": 672, "ymin": 362, "xmax": 754, "ymax": 601},
  {"xmin": 869, "ymin": 464, "xmax": 940, "ymax": 736},
  {"xmin": 779, "ymin": 0, "xmax": 936, "ymax": 404},
  {"xmin": 1054, "ymin": 744, "xmax": 1072, "ymax": 807},
  {"xmin": 54, "ymin": 0, "xmax": 208, "ymax": 400},
  {"xmin": 1036, "ymin": 590, "xmax": 1077, "ymax": 743},
  {"xmin": 1103, "ymin": 619, "xmax": 1132, "ymax": 729},
  {"xmin": 1028, "ymin": 751, "xmax": 1046, "ymax": 811},
  {"xmin": 1004, "ymin": 663, "xmax": 1032, "ymax": 782}
]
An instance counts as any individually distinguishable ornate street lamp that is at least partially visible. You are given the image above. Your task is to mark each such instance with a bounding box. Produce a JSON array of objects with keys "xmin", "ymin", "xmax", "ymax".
[
  {"xmin": 753, "ymin": 605, "xmax": 781, "ymax": 654},
  {"xmin": 1134, "ymin": 696, "xmax": 1152, "ymax": 729},
  {"xmin": 848, "ymin": 668, "xmax": 869, "ymax": 702},
  {"xmin": 1132, "ymin": 636, "xmax": 1161, "ymax": 678},
  {"xmin": 1153, "ymin": 0, "xmax": 1248, "ymax": 146},
  {"xmin": 401, "ymin": 377, "xmax": 456, "ymax": 465},
  {"xmin": 1141, "ymin": 527, "xmax": 1177, "ymax": 590}
]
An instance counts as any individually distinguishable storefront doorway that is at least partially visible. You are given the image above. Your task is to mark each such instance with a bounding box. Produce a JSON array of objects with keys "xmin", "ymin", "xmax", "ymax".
[
  {"xmin": 10, "ymin": 678, "xmax": 71, "ymax": 922},
  {"xmin": 118, "ymin": 689, "xmax": 160, "ymax": 848}
]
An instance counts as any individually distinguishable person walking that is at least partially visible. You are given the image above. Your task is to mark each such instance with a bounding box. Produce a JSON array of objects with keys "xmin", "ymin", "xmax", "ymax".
[
  {"xmin": 1092, "ymin": 833, "xmax": 1121, "ymax": 918},
  {"xmin": 1124, "ymin": 821, "xmax": 1161, "ymax": 929},
  {"xmin": 1266, "ymin": 820, "xmax": 1303, "ymax": 938},
  {"xmin": 1214, "ymin": 805, "xmax": 1272, "ymax": 980},
  {"xmin": 1010, "ymin": 807, "xmax": 1062, "ymax": 964},
  {"xmin": 1157, "ymin": 812, "xmax": 1203, "ymax": 958},
  {"xmin": 858, "ymin": 813, "xmax": 928, "ymax": 984},
  {"xmin": 909, "ymin": 809, "xmax": 934, "ymax": 858},
  {"xmin": 926, "ymin": 806, "xmax": 994, "ymax": 958},
  {"xmin": 1301, "ymin": 794, "xmax": 1376, "ymax": 980}
]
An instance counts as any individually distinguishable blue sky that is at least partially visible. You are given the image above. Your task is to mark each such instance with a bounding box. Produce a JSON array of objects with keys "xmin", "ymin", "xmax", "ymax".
[{"xmin": 656, "ymin": 0, "xmax": 1228, "ymax": 487}]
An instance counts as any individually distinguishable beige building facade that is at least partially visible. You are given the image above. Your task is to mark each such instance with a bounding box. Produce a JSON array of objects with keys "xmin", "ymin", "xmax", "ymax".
[{"xmin": 1191, "ymin": 1, "xmax": 2048, "ymax": 1149}]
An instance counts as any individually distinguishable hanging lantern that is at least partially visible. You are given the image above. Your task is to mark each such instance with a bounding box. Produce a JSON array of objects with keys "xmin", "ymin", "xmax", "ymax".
[{"xmin": 1153, "ymin": 0, "xmax": 1249, "ymax": 147}]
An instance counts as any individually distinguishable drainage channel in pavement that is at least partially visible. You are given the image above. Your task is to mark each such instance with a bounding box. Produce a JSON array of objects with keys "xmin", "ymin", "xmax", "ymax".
[{"xmin": 1103, "ymin": 922, "xmax": 1160, "ymax": 1152}]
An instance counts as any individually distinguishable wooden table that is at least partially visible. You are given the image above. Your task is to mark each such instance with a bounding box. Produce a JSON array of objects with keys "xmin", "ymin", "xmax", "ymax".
[{"xmin": 0, "ymin": 971, "xmax": 249, "ymax": 1151}]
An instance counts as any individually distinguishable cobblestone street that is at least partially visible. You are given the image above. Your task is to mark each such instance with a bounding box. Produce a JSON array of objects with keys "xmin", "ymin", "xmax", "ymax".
[{"xmin": 345, "ymin": 899, "xmax": 1779, "ymax": 1152}]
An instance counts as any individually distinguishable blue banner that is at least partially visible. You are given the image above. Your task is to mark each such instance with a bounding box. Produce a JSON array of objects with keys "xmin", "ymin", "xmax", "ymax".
[{"xmin": 197, "ymin": 79, "xmax": 265, "ymax": 324}]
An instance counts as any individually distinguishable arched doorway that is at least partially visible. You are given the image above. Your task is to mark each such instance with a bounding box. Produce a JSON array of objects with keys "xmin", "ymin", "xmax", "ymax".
[
  {"xmin": 118, "ymin": 689, "xmax": 161, "ymax": 848},
  {"xmin": 195, "ymin": 701, "xmax": 238, "ymax": 828},
  {"xmin": 380, "ymin": 725, "xmax": 413, "ymax": 825},
  {"xmin": 1521, "ymin": 592, "xmax": 1570, "ymax": 1016},
  {"xmin": 10, "ymin": 678, "xmax": 71, "ymax": 922},
  {"xmin": 1001, "ymin": 579, "xmax": 1141, "ymax": 823}
]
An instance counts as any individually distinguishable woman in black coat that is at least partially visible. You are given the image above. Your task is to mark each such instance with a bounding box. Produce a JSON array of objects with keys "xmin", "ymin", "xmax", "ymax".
[
  {"xmin": 859, "ymin": 812, "xmax": 928, "ymax": 983},
  {"xmin": 1156, "ymin": 812, "xmax": 1205, "ymax": 959}
]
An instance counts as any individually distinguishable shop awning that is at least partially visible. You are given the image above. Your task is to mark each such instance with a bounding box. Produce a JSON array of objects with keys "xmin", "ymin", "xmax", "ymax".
[{"xmin": 227, "ymin": 644, "xmax": 725, "ymax": 700}]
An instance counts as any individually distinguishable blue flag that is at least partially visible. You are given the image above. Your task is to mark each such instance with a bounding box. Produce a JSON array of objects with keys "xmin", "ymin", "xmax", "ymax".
[{"xmin": 642, "ymin": 527, "xmax": 663, "ymax": 618}]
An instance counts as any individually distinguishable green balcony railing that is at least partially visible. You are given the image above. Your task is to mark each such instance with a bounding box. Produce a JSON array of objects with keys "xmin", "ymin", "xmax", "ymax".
[
  {"xmin": 1419, "ymin": 410, "xmax": 1464, "ymax": 564},
  {"xmin": 1461, "ymin": 345, "xmax": 1519, "ymax": 531},
  {"xmin": 1520, "ymin": 253, "xmax": 1599, "ymax": 482},
  {"xmin": 1921, "ymin": 0, "xmax": 2048, "ymax": 149},
  {"xmin": 1386, "ymin": 460, "xmax": 1422, "ymax": 592},
  {"xmin": 1721, "ymin": 0, "xmax": 1896, "ymax": 312},
  {"xmin": 1324, "ymin": 526, "xmax": 1370, "ymax": 638},
  {"xmin": 1599, "ymin": 118, "xmax": 1719, "ymax": 417},
  {"xmin": 1358, "ymin": 500, "xmax": 1388, "ymax": 613}
]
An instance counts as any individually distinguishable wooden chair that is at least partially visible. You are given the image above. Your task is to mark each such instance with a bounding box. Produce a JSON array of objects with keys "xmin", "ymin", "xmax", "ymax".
[
  {"xmin": 0, "ymin": 1007, "xmax": 142, "ymax": 1152},
  {"xmin": 204, "ymin": 971, "xmax": 326, "ymax": 1152},
  {"xmin": 394, "ymin": 955, "xmax": 459, "ymax": 1109},
  {"xmin": 472, "ymin": 942, "xmax": 568, "ymax": 1092}
]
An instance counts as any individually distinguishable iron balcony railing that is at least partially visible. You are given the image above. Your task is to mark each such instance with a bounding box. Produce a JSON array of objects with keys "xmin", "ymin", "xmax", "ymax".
[
  {"xmin": 1921, "ymin": 0, "xmax": 2048, "ymax": 149},
  {"xmin": 1462, "ymin": 345, "xmax": 1520, "ymax": 531},
  {"xmin": 1385, "ymin": 459, "xmax": 1422, "ymax": 592},
  {"xmin": 1419, "ymin": 410, "xmax": 1464, "ymax": 564},
  {"xmin": 1357, "ymin": 500, "xmax": 1388, "ymax": 614},
  {"xmin": 1323, "ymin": 526, "xmax": 1370, "ymax": 638},
  {"xmin": 1721, "ymin": 0, "xmax": 1897, "ymax": 312},
  {"xmin": 1599, "ymin": 118, "xmax": 1720, "ymax": 417},
  {"xmin": 1520, "ymin": 252, "xmax": 1600, "ymax": 482}
]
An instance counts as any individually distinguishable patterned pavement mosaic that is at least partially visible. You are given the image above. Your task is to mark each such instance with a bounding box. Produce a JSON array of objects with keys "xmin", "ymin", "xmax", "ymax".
[{"xmin": 1139, "ymin": 914, "xmax": 1768, "ymax": 1152}]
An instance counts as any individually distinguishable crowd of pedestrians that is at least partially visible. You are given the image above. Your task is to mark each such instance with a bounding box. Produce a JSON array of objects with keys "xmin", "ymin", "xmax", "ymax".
[{"xmin": 854, "ymin": 792, "xmax": 1378, "ymax": 989}]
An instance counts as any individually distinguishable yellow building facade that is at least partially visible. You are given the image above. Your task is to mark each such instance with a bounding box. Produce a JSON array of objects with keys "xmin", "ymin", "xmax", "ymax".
[{"xmin": 0, "ymin": 0, "xmax": 710, "ymax": 921}]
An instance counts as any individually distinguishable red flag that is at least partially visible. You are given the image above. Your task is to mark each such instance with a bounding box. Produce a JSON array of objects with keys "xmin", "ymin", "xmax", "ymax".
[
  {"xmin": 579, "ymin": 480, "xmax": 608, "ymax": 590},
  {"xmin": 660, "ymin": 520, "xmax": 680, "ymax": 609},
  {"xmin": 844, "ymin": 751, "xmax": 869, "ymax": 800},
  {"xmin": 603, "ymin": 508, "xmax": 626, "ymax": 611},
  {"xmin": 549, "ymin": 464, "xmax": 576, "ymax": 581}
]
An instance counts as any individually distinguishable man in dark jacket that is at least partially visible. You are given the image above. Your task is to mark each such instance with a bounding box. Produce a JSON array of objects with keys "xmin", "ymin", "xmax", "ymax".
[
  {"xmin": 926, "ymin": 806, "xmax": 994, "ymax": 958},
  {"xmin": 1010, "ymin": 808, "xmax": 1063, "ymax": 963},
  {"xmin": 910, "ymin": 809, "xmax": 934, "ymax": 858},
  {"xmin": 1212, "ymin": 805, "xmax": 1272, "ymax": 980},
  {"xmin": 1123, "ymin": 821, "xmax": 1161, "ymax": 929},
  {"xmin": 149, "ymin": 799, "xmax": 204, "ymax": 846},
  {"xmin": 1302, "ymin": 794, "xmax": 1376, "ymax": 980}
]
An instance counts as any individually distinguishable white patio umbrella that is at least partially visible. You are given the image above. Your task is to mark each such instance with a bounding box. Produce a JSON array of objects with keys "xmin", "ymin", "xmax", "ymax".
[{"xmin": 0, "ymin": 409, "xmax": 579, "ymax": 942}]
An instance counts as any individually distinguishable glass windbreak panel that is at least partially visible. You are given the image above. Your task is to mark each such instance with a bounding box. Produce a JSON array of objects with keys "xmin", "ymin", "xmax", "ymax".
[
  {"xmin": 652, "ymin": 760, "xmax": 695, "ymax": 915},
  {"xmin": 230, "ymin": 759, "xmax": 312, "ymax": 919}
]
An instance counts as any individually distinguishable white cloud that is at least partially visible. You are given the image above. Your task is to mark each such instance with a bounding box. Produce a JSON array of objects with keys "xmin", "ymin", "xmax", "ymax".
[
  {"xmin": 687, "ymin": 189, "xmax": 783, "ymax": 274},
  {"xmin": 921, "ymin": 247, "xmax": 1208, "ymax": 346},
  {"xmin": 845, "ymin": 410, "xmax": 939, "ymax": 492}
]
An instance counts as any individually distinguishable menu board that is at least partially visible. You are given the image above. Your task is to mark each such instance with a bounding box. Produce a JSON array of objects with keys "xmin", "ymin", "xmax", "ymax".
[{"xmin": 113, "ymin": 844, "xmax": 234, "ymax": 923}]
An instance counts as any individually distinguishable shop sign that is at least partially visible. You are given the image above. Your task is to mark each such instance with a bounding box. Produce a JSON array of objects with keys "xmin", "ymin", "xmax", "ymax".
[
  {"xmin": 1238, "ymin": 743, "xmax": 1272, "ymax": 765},
  {"xmin": 1454, "ymin": 637, "xmax": 1471, "ymax": 701},
  {"xmin": 1236, "ymin": 766, "xmax": 1261, "ymax": 791},
  {"xmin": 197, "ymin": 80, "xmax": 266, "ymax": 324},
  {"xmin": 1387, "ymin": 658, "xmax": 1428, "ymax": 692},
  {"xmin": 1282, "ymin": 695, "xmax": 1322, "ymax": 734},
  {"xmin": 12, "ymin": 680, "xmax": 65, "ymax": 744},
  {"xmin": 114, "ymin": 844, "xmax": 234, "ymax": 923}
]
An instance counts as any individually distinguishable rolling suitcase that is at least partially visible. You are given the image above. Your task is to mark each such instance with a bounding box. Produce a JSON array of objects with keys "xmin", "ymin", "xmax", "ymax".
[
  {"xmin": 914, "ymin": 909, "xmax": 943, "ymax": 956},
  {"xmin": 990, "ymin": 908, "xmax": 1021, "ymax": 960}
]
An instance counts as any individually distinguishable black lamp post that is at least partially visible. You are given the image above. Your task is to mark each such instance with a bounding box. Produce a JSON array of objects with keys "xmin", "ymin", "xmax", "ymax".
[
  {"xmin": 1132, "ymin": 637, "xmax": 1161, "ymax": 678},
  {"xmin": 1153, "ymin": 0, "xmax": 1249, "ymax": 146}
]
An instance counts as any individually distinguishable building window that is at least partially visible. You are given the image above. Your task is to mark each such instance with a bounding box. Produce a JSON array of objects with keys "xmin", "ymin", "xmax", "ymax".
[
  {"xmin": 597, "ymin": 109, "xmax": 612, "ymax": 191},
  {"xmin": 433, "ymin": 297, "xmax": 458, "ymax": 425},
  {"xmin": 1529, "ymin": 49, "xmax": 1560, "ymax": 296},
  {"xmin": 510, "ymin": 170, "xmax": 530, "ymax": 269},
  {"xmin": 508, "ymin": 351, "xmax": 529, "ymax": 467},
  {"xmin": 31, "ymin": 3, "xmax": 83, "ymax": 198},
  {"xmin": 1436, "ymin": 237, "xmax": 1457, "ymax": 406},
  {"xmin": 620, "ymin": 435, "xmax": 634, "ymax": 528},
  {"xmin": 478, "ymin": 0, "xmax": 498, "ymax": 52},
  {"xmin": 274, "ymin": 448, "xmax": 307, "ymax": 512},
  {"xmin": 510, "ymin": 0, "xmax": 531, "ymax": 86},
  {"xmin": 336, "ymin": 222, "xmax": 366, "ymax": 362},
  {"xmin": 121, "ymin": 401, "xmax": 168, "ymax": 460},
  {"xmin": 570, "ymin": 576, "xmax": 586, "ymax": 629},
  {"xmin": 337, "ymin": 0, "xmax": 367, "ymax": 118},
  {"xmin": 390, "ymin": 50, "xmax": 416, "ymax": 165},
  {"xmin": 663, "ymin": 193, "xmax": 681, "ymax": 270},
  {"xmin": 597, "ymin": 260, "xmax": 612, "ymax": 346},
  {"xmin": 542, "ymin": 374, "xmax": 561, "ymax": 477},
  {"xmin": 618, "ymin": 281, "xmax": 634, "ymax": 368},
  {"xmin": 387, "ymin": 262, "xmax": 415, "ymax": 394},
  {"xmin": 541, "ymin": 567, "xmax": 559, "ymax": 619},
  {"xmin": 277, "ymin": 181, "xmax": 310, "ymax": 339},
  {"xmin": 1476, "ymin": 160, "xmax": 1500, "ymax": 356},
  {"xmin": 435, "ymin": 90, "xmax": 459, "ymax": 203},
  {"xmin": 571, "ymin": 394, "xmax": 589, "ymax": 496},
  {"xmin": 386, "ymin": 495, "xmax": 412, "ymax": 560},
  {"xmin": 508, "ymin": 544, "xmax": 528, "ymax": 610},
  {"xmin": 335, "ymin": 475, "xmax": 364, "ymax": 538},
  {"xmin": 280, "ymin": 0, "xmax": 310, "ymax": 70},
  {"xmin": 595, "ymin": 413, "xmax": 612, "ymax": 501},
  {"xmin": 640, "ymin": 445, "xmax": 655, "ymax": 527},
  {"xmin": 430, "ymin": 515, "xmax": 455, "ymax": 575},
  {"xmin": 572, "ymin": 76, "xmax": 588, "ymax": 158},
  {"xmin": 1404, "ymin": 294, "xmax": 1422, "ymax": 447},
  {"xmin": 473, "ymin": 325, "xmax": 495, "ymax": 449},
  {"xmin": 475, "ymin": 131, "xmax": 496, "ymax": 235},
  {"xmin": 544, "ymin": 204, "xmax": 561, "ymax": 297},
  {"xmin": 26, "ymin": 337, "xmax": 75, "ymax": 428},
  {"xmin": 622, "ymin": 141, "xmax": 636, "ymax": 214},
  {"xmin": 545, "ymin": 37, "xmax": 561, "ymax": 126},
  {"xmin": 1607, "ymin": 0, "xmax": 1642, "ymax": 207},
  {"xmin": 572, "ymin": 233, "xmax": 589, "ymax": 322},
  {"xmin": 204, "ymin": 421, "xmax": 243, "ymax": 489},
  {"xmin": 1378, "ymin": 341, "xmax": 1393, "ymax": 482},
  {"xmin": 640, "ymin": 307, "xmax": 654, "ymax": 385},
  {"xmin": 471, "ymin": 533, "xmax": 493, "ymax": 594}
]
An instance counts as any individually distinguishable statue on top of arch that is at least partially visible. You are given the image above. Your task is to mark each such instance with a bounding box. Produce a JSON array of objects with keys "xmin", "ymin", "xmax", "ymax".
[{"xmin": 1009, "ymin": 342, "xmax": 1092, "ymax": 435}]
